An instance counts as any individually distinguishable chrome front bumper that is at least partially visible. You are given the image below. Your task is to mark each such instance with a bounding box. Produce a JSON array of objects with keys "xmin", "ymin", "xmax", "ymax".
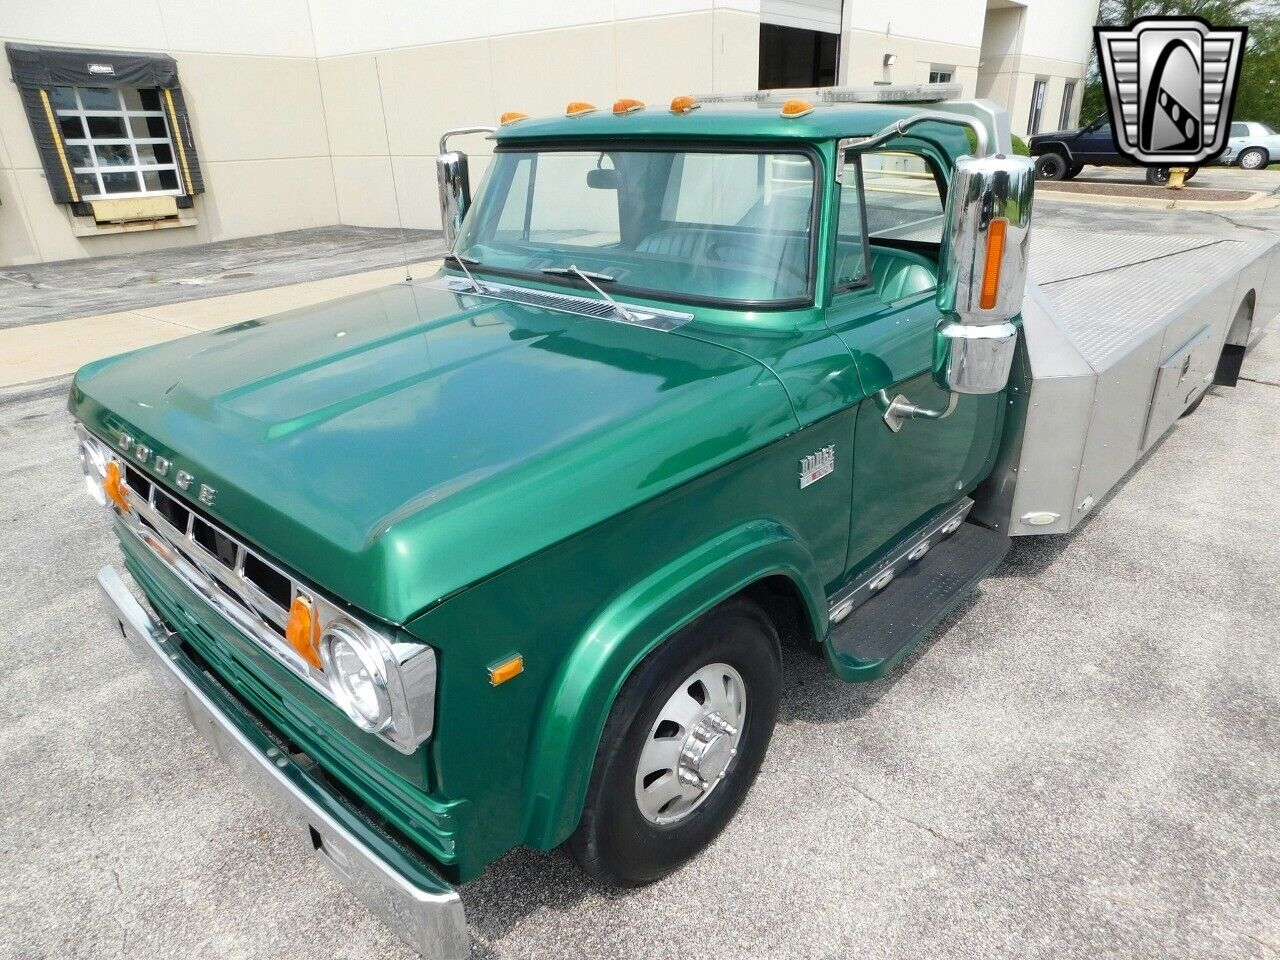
[{"xmin": 96, "ymin": 565, "xmax": 470, "ymax": 960}]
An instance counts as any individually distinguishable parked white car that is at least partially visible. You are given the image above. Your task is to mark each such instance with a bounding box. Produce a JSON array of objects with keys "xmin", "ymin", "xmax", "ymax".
[{"xmin": 1222, "ymin": 121, "xmax": 1280, "ymax": 169}]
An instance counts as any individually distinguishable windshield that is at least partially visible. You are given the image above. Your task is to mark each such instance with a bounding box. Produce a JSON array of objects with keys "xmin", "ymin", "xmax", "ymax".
[{"xmin": 454, "ymin": 147, "xmax": 817, "ymax": 306}]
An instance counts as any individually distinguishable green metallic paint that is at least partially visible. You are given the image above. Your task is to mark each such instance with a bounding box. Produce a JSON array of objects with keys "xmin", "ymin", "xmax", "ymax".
[
  {"xmin": 71, "ymin": 110, "xmax": 1005, "ymax": 882},
  {"xmin": 404, "ymin": 417, "xmax": 849, "ymax": 868},
  {"xmin": 71, "ymin": 282, "xmax": 800, "ymax": 625}
]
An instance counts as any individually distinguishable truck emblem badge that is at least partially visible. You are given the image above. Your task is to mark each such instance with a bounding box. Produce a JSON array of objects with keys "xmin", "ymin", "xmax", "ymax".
[
  {"xmin": 153, "ymin": 456, "xmax": 171, "ymax": 477},
  {"xmin": 198, "ymin": 484, "xmax": 217, "ymax": 507},
  {"xmin": 134, "ymin": 443, "xmax": 151, "ymax": 464},
  {"xmin": 175, "ymin": 470, "xmax": 194, "ymax": 490},
  {"xmin": 1095, "ymin": 17, "xmax": 1246, "ymax": 166},
  {"xmin": 799, "ymin": 445, "xmax": 835, "ymax": 489}
]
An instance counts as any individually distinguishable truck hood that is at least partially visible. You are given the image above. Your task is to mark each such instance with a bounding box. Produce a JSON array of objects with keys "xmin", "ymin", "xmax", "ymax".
[{"xmin": 72, "ymin": 279, "xmax": 797, "ymax": 622}]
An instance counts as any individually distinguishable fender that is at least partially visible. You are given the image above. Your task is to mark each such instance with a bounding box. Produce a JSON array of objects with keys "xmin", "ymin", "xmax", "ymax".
[
  {"xmin": 1037, "ymin": 139, "xmax": 1075, "ymax": 163},
  {"xmin": 518, "ymin": 518, "xmax": 827, "ymax": 850}
]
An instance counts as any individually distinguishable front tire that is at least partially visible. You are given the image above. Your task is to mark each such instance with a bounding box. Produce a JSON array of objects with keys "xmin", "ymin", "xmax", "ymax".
[
  {"xmin": 1035, "ymin": 153, "xmax": 1068, "ymax": 181},
  {"xmin": 1063, "ymin": 162, "xmax": 1084, "ymax": 180},
  {"xmin": 1238, "ymin": 147, "xmax": 1268, "ymax": 170},
  {"xmin": 567, "ymin": 598, "xmax": 781, "ymax": 887}
]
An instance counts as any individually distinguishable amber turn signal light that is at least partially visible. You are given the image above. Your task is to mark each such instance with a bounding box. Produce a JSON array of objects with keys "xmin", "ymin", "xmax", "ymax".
[
  {"xmin": 980, "ymin": 218, "xmax": 1008, "ymax": 310},
  {"xmin": 499, "ymin": 111, "xmax": 529, "ymax": 126},
  {"xmin": 565, "ymin": 101, "xmax": 596, "ymax": 117},
  {"xmin": 103, "ymin": 460, "xmax": 130, "ymax": 512},
  {"xmin": 613, "ymin": 98, "xmax": 644, "ymax": 115},
  {"xmin": 669, "ymin": 94, "xmax": 699, "ymax": 114},
  {"xmin": 780, "ymin": 98, "xmax": 814, "ymax": 118},
  {"xmin": 488, "ymin": 654, "xmax": 524, "ymax": 686},
  {"xmin": 286, "ymin": 596, "xmax": 323, "ymax": 670}
]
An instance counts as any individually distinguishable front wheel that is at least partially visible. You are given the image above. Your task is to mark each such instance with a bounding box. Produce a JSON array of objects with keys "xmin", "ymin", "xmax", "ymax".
[
  {"xmin": 1063, "ymin": 162, "xmax": 1084, "ymax": 180},
  {"xmin": 1035, "ymin": 153, "xmax": 1067, "ymax": 181},
  {"xmin": 1238, "ymin": 147, "xmax": 1268, "ymax": 170},
  {"xmin": 567, "ymin": 598, "xmax": 781, "ymax": 887}
]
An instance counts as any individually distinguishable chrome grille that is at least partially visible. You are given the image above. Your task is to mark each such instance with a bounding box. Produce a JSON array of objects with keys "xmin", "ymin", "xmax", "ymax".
[{"xmin": 430, "ymin": 277, "xmax": 693, "ymax": 332}]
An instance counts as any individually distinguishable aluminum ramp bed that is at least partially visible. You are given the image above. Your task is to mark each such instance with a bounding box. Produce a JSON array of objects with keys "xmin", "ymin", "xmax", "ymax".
[{"xmin": 974, "ymin": 226, "xmax": 1280, "ymax": 537}]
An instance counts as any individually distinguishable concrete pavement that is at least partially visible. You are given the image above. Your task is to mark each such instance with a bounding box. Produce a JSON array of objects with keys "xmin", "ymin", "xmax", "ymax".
[{"xmin": 1, "ymin": 202, "xmax": 1278, "ymax": 960}]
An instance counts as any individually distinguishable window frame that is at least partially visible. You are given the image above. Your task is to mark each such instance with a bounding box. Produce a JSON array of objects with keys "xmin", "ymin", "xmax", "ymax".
[
  {"xmin": 928, "ymin": 67, "xmax": 955, "ymax": 85},
  {"xmin": 457, "ymin": 139, "xmax": 825, "ymax": 311},
  {"xmin": 830, "ymin": 152, "xmax": 873, "ymax": 296},
  {"xmin": 53, "ymin": 85, "xmax": 182, "ymax": 201},
  {"xmin": 1028, "ymin": 77, "xmax": 1048, "ymax": 135},
  {"xmin": 1059, "ymin": 79, "xmax": 1077, "ymax": 131}
]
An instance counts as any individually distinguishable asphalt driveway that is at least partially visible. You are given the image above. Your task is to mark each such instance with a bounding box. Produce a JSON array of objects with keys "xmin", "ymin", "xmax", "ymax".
[{"xmin": 1, "ymin": 204, "xmax": 1278, "ymax": 959}]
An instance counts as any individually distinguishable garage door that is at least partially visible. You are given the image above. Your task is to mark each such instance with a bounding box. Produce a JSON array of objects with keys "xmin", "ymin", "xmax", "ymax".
[{"xmin": 760, "ymin": 0, "xmax": 843, "ymax": 34}]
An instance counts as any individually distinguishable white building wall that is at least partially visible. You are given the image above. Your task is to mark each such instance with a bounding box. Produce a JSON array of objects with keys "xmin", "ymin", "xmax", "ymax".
[{"xmin": 0, "ymin": 0, "xmax": 1096, "ymax": 265}]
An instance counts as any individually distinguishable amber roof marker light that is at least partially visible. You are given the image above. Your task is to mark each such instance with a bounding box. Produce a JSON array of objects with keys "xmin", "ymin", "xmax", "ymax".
[
  {"xmin": 565, "ymin": 101, "xmax": 597, "ymax": 117},
  {"xmin": 670, "ymin": 95, "xmax": 700, "ymax": 114},
  {"xmin": 499, "ymin": 111, "xmax": 529, "ymax": 126},
  {"xmin": 780, "ymin": 98, "xmax": 814, "ymax": 118},
  {"xmin": 613, "ymin": 98, "xmax": 645, "ymax": 115}
]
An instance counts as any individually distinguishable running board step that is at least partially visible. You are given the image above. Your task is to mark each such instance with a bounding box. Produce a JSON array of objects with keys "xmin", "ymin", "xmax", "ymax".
[{"xmin": 824, "ymin": 522, "xmax": 1010, "ymax": 682}]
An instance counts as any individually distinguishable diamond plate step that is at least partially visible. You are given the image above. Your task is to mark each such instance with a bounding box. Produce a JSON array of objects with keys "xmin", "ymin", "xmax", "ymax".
[{"xmin": 825, "ymin": 522, "xmax": 1010, "ymax": 682}]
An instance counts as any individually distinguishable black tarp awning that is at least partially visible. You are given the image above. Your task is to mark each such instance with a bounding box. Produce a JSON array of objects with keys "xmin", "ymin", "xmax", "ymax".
[
  {"xmin": 5, "ymin": 43, "xmax": 203, "ymax": 209},
  {"xmin": 6, "ymin": 42, "xmax": 180, "ymax": 89}
]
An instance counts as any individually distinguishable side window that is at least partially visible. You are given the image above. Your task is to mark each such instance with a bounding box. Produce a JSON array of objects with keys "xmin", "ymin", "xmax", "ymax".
[
  {"xmin": 1230, "ymin": 122, "xmax": 1249, "ymax": 137},
  {"xmin": 861, "ymin": 151, "xmax": 946, "ymax": 244},
  {"xmin": 833, "ymin": 154, "xmax": 869, "ymax": 290}
]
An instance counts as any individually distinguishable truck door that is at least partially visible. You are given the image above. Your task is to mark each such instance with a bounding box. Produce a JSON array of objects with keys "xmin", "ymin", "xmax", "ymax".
[
  {"xmin": 824, "ymin": 147, "xmax": 1005, "ymax": 577},
  {"xmin": 1074, "ymin": 121, "xmax": 1119, "ymax": 164}
]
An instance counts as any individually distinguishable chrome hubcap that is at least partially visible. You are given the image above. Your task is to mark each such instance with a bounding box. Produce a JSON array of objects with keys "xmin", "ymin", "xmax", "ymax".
[
  {"xmin": 1242, "ymin": 152, "xmax": 1263, "ymax": 169},
  {"xmin": 634, "ymin": 662, "xmax": 746, "ymax": 825}
]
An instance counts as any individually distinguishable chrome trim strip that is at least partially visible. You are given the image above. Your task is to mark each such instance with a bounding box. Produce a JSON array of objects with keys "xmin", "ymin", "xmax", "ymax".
[
  {"xmin": 428, "ymin": 276, "xmax": 694, "ymax": 331},
  {"xmin": 827, "ymin": 498, "xmax": 974, "ymax": 625},
  {"xmin": 97, "ymin": 566, "xmax": 469, "ymax": 960}
]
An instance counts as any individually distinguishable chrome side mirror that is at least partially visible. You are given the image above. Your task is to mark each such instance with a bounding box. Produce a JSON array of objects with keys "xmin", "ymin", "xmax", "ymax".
[
  {"xmin": 435, "ymin": 151, "xmax": 471, "ymax": 247},
  {"xmin": 934, "ymin": 153, "xmax": 1034, "ymax": 394},
  {"xmin": 435, "ymin": 127, "xmax": 495, "ymax": 247}
]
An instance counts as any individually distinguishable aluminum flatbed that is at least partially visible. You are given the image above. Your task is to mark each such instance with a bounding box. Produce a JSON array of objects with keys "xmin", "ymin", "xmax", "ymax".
[{"xmin": 975, "ymin": 226, "xmax": 1280, "ymax": 537}]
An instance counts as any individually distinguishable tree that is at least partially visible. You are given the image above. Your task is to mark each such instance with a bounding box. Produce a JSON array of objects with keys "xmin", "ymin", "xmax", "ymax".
[{"xmin": 1079, "ymin": 0, "xmax": 1280, "ymax": 129}]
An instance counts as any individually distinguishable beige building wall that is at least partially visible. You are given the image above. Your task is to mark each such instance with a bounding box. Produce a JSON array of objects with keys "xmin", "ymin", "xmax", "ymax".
[
  {"xmin": 0, "ymin": 0, "xmax": 340, "ymax": 265},
  {"xmin": 1, "ymin": 0, "xmax": 1096, "ymax": 265},
  {"xmin": 316, "ymin": 6, "xmax": 760, "ymax": 232},
  {"xmin": 0, "ymin": 1, "xmax": 759, "ymax": 264}
]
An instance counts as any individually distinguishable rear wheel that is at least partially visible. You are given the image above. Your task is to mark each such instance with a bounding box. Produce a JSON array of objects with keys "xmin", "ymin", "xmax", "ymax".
[
  {"xmin": 1238, "ymin": 147, "xmax": 1268, "ymax": 170},
  {"xmin": 568, "ymin": 598, "xmax": 781, "ymax": 887},
  {"xmin": 1035, "ymin": 153, "xmax": 1068, "ymax": 181}
]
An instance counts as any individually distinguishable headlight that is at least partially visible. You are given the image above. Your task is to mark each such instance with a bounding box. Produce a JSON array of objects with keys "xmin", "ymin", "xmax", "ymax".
[
  {"xmin": 79, "ymin": 433, "xmax": 109, "ymax": 506},
  {"xmin": 321, "ymin": 621, "xmax": 394, "ymax": 733}
]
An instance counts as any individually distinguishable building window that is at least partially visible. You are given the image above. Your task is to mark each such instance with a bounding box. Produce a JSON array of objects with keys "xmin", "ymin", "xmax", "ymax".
[
  {"xmin": 928, "ymin": 67, "xmax": 954, "ymax": 84},
  {"xmin": 1059, "ymin": 80, "xmax": 1077, "ymax": 130},
  {"xmin": 50, "ymin": 85, "xmax": 181, "ymax": 200},
  {"xmin": 1027, "ymin": 78, "xmax": 1048, "ymax": 135},
  {"xmin": 759, "ymin": 23, "xmax": 839, "ymax": 89}
]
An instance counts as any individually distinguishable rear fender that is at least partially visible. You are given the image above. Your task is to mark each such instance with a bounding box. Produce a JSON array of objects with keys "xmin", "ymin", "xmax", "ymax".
[{"xmin": 519, "ymin": 520, "xmax": 825, "ymax": 849}]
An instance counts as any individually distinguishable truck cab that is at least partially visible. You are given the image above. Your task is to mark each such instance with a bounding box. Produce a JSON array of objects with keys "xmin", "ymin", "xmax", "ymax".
[{"xmin": 79, "ymin": 85, "xmax": 1273, "ymax": 959}]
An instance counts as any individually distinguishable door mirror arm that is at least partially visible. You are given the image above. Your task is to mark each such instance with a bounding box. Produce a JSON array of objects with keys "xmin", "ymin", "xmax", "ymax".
[{"xmin": 875, "ymin": 389, "xmax": 959, "ymax": 433}]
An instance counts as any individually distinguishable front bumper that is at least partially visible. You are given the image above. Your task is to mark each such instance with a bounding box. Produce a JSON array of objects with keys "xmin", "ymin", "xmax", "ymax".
[{"xmin": 97, "ymin": 565, "xmax": 470, "ymax": 959}]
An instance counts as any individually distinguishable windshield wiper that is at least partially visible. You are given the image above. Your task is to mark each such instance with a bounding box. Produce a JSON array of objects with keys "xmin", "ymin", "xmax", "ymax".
[
  {"xmin": 443, "ymin": 252, "xmax": 490, "ymax": 293},
  {"xmin": 541, "ymin": 264, "xmax": 638, "ymax": 323}
]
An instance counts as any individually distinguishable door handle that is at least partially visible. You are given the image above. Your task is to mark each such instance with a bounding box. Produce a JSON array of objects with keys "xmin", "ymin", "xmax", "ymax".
[{"xmin": 875, "ymin": 389, "xmax": 959, "ymax": 433}]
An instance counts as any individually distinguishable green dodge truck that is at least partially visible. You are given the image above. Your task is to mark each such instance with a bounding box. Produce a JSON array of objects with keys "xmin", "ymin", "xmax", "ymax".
[{"xmin": 77, "ymin": 84, "xmax": 1277, "ymax": 957}]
